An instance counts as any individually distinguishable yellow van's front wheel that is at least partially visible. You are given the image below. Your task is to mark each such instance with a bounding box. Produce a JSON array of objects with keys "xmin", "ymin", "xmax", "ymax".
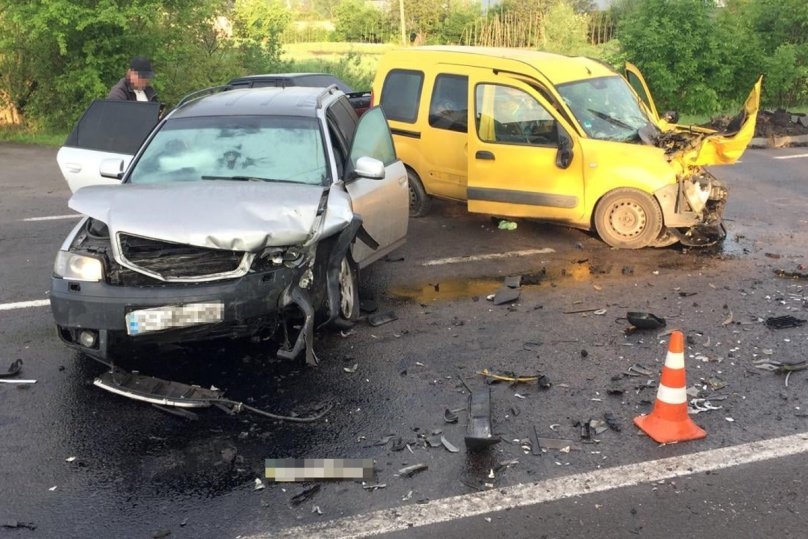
[
  {"xmin": 408, "ymin": 169, "xmax": 432, "ymax": 218},
  {"xmin": 594, "ymin": 188, "xmax": 662, "ymax": 249}
]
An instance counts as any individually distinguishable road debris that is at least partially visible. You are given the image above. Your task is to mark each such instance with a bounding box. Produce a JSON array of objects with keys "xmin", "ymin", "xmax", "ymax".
[
  {"xmin": 368, "ymin": 311, "xmax": 398, "ymax": 327},
  {"xmin": 529, "ymin": 425, "xmax": 542, "ymax": 456},
  {"xmin": 254, "ymin": 478, "xmax": 265, "ymax": 490},
  {"xmin": 0, "ymin": 358, "xmax": 23, "ymax": 378},
  {"xmin": 290, "ymin": 484, "xmax": 321, "ymax": 505},
  {"xmin": 504, "ymin": 275, "xmax": 522, "ymax": 288},
  {"xmin": 312, "ymin": 505, "xmax": 323, "ymax": 515},
  {"xmin": 497, "ymin": 219, "xmax": 517, "ymax": 230},
  {"xmin": 604, "ymin": 412, "xmax": 622, "ymax": 432},
  {"xmin": 537, "ymin": 437, "xmax": 577, "ymax": 451},
  {"xmin": 398, "ymin": 463, "xmax": 428, "ymax": 478},
  {"xmin": 440, "ymin": 436, "xmax": 460, "ymax": 453},
  {"xmin": 2, "ymin": 521, "xmax": 37, "ymax": 530},
  {"xmin": 765, "ymin": 315, "xmax": 806, "ymax": 329},
  {"xmin": 362, "ymin": 483, "xmax": 386, "ymax": 490},
  {"xmin": 444, "ymin": 408, "xmax": 460, "ymax": 423},
  {"xmin": 689, "ymin": 398, "xmax": 724, "ymax": 414},
  {"xmin": 625, "ymin": 363, "xmax": 653, "ymax": 377},
  {"xmin": 626, "ymin": 312, "xmax": 666, "ymax": 330},
  {"xmin": 493, "ymin": 286, "xmax": 520, "ymax": 305},
  {"xmin": 477, "ymin": 369, "xmax": 540, "ymax": 384},
  {"xmin": 465, "ymin": 386, "xmax": 500, "ymax": 450},
  {"xmin": 343, "ymin": 363, "xmax": 359, "ymax": 373},
  {"xmin": 774, "ymin": 268, "xmax": 808, "ymax": 280},
  {"xmin": 722, "ymin": 310, "xmax": 734, "ymax": 326}
]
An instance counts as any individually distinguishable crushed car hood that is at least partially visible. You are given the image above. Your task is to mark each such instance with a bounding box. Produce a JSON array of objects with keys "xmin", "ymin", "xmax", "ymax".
[
  {"xmin": 69, "ymin": 181, "xmax": 354, "ymax": 252},
  {"xmin": 662, "ymin": 77, "xmax": 762, "ymax": 169}
]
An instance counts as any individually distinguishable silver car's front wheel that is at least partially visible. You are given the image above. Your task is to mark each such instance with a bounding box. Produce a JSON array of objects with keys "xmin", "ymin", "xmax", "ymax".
[{"xmin": 337, "ymin": 255, "xmax": 359, "ymax": 323}]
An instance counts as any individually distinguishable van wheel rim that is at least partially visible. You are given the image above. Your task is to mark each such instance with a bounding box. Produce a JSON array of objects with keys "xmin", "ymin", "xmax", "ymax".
[{"xmin": 609, "ymin": 200, "xmax": 646, "ymax": 238}]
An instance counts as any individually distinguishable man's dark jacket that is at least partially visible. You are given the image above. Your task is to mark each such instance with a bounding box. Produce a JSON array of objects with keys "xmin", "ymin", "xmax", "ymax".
[{"xmin": 107, "ymin": 77, "xmax": 158, "ymax": 102}]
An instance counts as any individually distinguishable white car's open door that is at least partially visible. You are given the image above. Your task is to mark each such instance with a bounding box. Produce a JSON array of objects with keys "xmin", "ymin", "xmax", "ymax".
[{"xmin": 57, "ymin": 100, "xmax": 160, "ymax": 193}]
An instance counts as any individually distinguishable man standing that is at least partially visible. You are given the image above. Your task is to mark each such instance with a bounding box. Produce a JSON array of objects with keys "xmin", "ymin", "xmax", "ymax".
[{"xmin": 107, "ymin": 56, "xmax": 158, "ymax": 102}]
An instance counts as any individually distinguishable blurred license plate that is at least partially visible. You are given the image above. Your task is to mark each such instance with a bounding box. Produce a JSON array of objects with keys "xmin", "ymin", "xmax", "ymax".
[{"xmin": 126, "ymin": 302, "xmax": 224, "ymax": 336}]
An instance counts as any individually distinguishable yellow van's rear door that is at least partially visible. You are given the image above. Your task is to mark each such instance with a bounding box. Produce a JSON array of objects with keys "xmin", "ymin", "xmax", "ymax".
[{"xmin": 466, "ymin": 75, "xmax": 585, "ymax": 222}]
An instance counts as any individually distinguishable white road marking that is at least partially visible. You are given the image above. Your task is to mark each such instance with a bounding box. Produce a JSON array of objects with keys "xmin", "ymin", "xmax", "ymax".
[
  {"xmin": 0, "ymin": 299, "xmax": 50, "ymax": 311},
  {"xmin": 422, "ymin": 248, "xmax": 555, "ymax": 266},
  {"xmin": 21, "ymin": 214, "xmax": 81, "ymax": 222},
  {"xmin": 262, "ymin": 432, "xmax": 808, "ymax": 539},
  {"xmin": 773, "ymin": 153, "xmax": 808, "ymax": 160}
]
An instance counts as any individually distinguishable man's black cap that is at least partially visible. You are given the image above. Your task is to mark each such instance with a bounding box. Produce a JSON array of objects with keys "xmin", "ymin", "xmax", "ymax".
[{"xmin": 129, "ymin": 56, "xmax": 154, "ymax": 78}]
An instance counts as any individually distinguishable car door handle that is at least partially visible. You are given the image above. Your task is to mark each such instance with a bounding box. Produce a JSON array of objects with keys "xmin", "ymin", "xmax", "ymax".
[
  {"xmin": 65, "ymin": 163, "xmax": 82, "ymax": 173},
  {"xmin": 475, "ymin": 151, "xmax": 495, "ymax": 160}
]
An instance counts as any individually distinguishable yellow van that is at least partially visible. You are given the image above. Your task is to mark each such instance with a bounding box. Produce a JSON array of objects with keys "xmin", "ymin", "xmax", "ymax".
[{"xmin": 371, "ymin": 46, "xmax": 761, "ymax": 248}]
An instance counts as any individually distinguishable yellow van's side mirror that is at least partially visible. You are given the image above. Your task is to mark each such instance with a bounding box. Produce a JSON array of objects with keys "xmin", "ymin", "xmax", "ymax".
[{"xmin": 556, "ymin": 132, "xmax": 574, "ymax": 169}]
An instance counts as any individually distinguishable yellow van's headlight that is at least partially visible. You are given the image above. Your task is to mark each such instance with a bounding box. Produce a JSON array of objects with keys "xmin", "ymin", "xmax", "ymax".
[{"xmin": 54, "ymin": 251, "xmax": 104, "ymax": 282}]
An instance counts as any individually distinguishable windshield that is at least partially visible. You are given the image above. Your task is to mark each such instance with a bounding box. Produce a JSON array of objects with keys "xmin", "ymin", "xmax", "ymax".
[
  {"xmin": 128, "ymin": 115, "xmax": 327, "ymax": 185},
  {"xmin": 556, "ymin": 76, "xmax": 653, "ymax": 141}
]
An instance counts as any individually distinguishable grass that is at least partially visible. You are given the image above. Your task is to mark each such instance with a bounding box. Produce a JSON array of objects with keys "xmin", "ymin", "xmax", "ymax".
[{"xmin": 0, "ymin": 126, "xmax": 66, "ymax": 147}]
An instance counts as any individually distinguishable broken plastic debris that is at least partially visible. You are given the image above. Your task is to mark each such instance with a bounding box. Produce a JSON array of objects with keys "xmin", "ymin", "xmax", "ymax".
[
  {"xmin": 465, "ymin": 386, "xmax": 501, "ymax": 450},
  {"xmin": 538, "ymin": 437, "xmax": 576, "ymax": 451},
  {"xmin": 603, "ymin": 412, "xmax": 622, "ymax": 432},
  {"xmin": 0, "ymin": 359, "xmax": 23, "ymax": 378},
  {"xmin": 626, "ymin": 312, "xmax": 666, "ymax": 330},
  {"xmin": 625, "ymin": 363, "xmax": 653, "ymax": 377},
  {"xmin": 65, "ymin": 456, "xmax": 77, "ymax": 463},
  {"xmin": 427, "ymin": 436, "xmax": 442, "ymax": 448},
  {"xmin": 514, "ymin": 393, "xmax": 526, "ymax": 399},
  {"xmin": 440, "ymin": 436, "xmax": 460, "ymax": 453},
  {"xmin": 2, "ymin": 521, "xmax": 37, "ymax": 530},
  {"xmin": 398, "ymin": 463, "xmax": 428, "ymax": 477},
  {"xmin": 444, "ymin": 408, "xmax": 459, "ymax": 423},
  {"xmin": 593, "ymin": 308, "xmax": 607, "ymax": 316},
  {"xmin": 290, "ymin": 484, "xmax": 321, "ymax": 505},
  {"xmin": 254, "ymin": 478, "xmax": 265, "ymax": 490},
  {"xmin": 493, "ymin": 286, "xmax": 520, "ymax": 305},
  {"xmin": 765, "ymin": 315, "xmax": 806, "ymax": 329},
  {"xmin": 368, "ymin": 311, "xmax": 398, "ymax": 327},
  {"xmin": 343, "ymin": 363, "xmax": 359, "ymax": 374},
  {"xmin": 312, "ymin": 505, "xmax": 323, "ymax": 515},
  {"xmin": 504, "ymin": 275, "xmax": 522, "ymax": 288}
]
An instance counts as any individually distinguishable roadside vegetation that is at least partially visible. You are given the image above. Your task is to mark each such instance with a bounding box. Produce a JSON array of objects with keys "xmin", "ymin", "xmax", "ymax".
[{"xmin": 0, "ymin": 0, "xmax": 805, "ymax": 144}]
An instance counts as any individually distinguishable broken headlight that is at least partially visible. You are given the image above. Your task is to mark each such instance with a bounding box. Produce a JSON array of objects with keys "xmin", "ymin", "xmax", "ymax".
[
  {"xmin": 53, "ymin": 251, "xmax": 104, "ymax": 282},
  {"xmin": 257, "ymin": 246, "xmax": 306, "ymax": 268}
]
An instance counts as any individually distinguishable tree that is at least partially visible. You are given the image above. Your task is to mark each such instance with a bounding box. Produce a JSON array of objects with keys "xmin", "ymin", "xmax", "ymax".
[
  {"xmin": 439, "ymin": 2, "xmax": 482, "ymax": 44},
  {"xmin": 617, "ymin": 0, "xmax": 724, "ymax": 114},
  {"xmin": 232, "ymin": 0, "xmax": 292, "ymax": 73},
  {"xmin": 334, "ymin": 0, "xmax": 387, "ymax": 42},
  {"xmin": 542, "ymin": 0, "xmax": 589, "ymax": 54}
]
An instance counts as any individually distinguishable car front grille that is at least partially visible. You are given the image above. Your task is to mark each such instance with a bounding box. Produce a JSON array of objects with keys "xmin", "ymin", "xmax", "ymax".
[{"xmin": 118, "ymin": 234, "xmax": 245, "ymax": 280}]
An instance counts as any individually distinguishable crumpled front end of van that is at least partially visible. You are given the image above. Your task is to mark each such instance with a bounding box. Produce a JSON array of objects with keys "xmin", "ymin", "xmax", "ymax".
[{"xmin": 652, "ymin": 77, "xmax": 762, "ymax": 246}]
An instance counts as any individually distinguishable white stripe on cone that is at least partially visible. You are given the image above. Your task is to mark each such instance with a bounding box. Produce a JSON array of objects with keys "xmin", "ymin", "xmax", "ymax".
[
  {"xmin": 664, "ymin": 350, "xmax": 685, "ymax": 370},
  {"xmin": 656, "ymin": 383, "xmax": 688, "ymax": 405}
]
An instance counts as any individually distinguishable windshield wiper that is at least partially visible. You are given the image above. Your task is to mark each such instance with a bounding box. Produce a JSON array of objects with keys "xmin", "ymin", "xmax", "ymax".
[
  {"xmin": 201, "ymin": 175, "xmax": 277, "ymax": 182},
  {"xmin": 587, "ymin": 109, "xmax": 633, "ymax": 130}
]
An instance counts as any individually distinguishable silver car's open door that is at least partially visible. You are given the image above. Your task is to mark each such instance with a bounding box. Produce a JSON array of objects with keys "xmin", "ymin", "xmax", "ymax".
[
  {"xmin": 57, "ymin": 100, "xmax": 160, "ymax": 193},
  {"xmin": 344, "ymin": 106, "xmax": 408, "ymax": 268}
]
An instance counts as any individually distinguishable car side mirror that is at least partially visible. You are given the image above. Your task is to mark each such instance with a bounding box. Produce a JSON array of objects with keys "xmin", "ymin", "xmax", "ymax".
[
  {"xmin": 352, "ymin": 156, "xmax": 385, "ymax": 180},
  {"xmin": 663, "ymin": 110, "xmax": 679, "ymax": 124},
  {"xmin": 556, "ymin": 133, "xmax": 573, "ymax": 170},
  {"xmin": 99, "ymin": 158, "xmax": 125, "ymax": 180}
]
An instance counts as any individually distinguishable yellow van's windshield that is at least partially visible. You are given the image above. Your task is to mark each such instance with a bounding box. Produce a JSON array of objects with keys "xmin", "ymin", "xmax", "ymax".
[{"xmin": 557, "ymin": 76, "xmax": 654, "ymax": 142}]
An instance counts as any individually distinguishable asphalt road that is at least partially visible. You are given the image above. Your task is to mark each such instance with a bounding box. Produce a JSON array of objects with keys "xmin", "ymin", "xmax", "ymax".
[{"xmin": 1, "ymin": 144, "xmax": 807, "ymax": 538}]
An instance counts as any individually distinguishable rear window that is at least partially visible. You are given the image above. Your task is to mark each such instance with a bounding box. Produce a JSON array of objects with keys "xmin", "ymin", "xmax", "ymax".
[
  {"xmin": 380, "ymin": 69, "xmax": 423, "ymax": 123},
  {"xmin": 429, "ymin": 74, "xmax": 468, "ymax": 133}
]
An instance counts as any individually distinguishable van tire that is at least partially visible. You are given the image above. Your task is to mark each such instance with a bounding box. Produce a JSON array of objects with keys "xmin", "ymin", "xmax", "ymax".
[
  {"xmin": 408, "ymin": 169, "xmax": 431, "ymax": 218},
  {"xmin": 594, "ymin": 188, "xmax": 662, "ymax": 249}
]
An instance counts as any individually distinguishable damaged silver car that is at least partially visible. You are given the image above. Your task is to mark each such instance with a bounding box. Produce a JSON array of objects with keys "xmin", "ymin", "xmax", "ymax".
[{"xmin": 51, "ymin": 86, "xmax": 408, "ymax": 364}]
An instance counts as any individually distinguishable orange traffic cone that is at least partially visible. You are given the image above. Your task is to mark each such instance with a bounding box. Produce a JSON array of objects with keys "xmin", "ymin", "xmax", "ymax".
[{"xmin": 634, "ymin": 330, "xmax": 706, "ymax": 443}]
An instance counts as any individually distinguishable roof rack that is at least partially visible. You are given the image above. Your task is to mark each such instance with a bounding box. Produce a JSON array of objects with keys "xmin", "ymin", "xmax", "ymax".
[
  {"xmin": 175, "ymin": 85, "xmax": 231, "ymax": 108},
  {"xmin": 316, "ymin": 84, "xmax": 340, "ymax": 108}
]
